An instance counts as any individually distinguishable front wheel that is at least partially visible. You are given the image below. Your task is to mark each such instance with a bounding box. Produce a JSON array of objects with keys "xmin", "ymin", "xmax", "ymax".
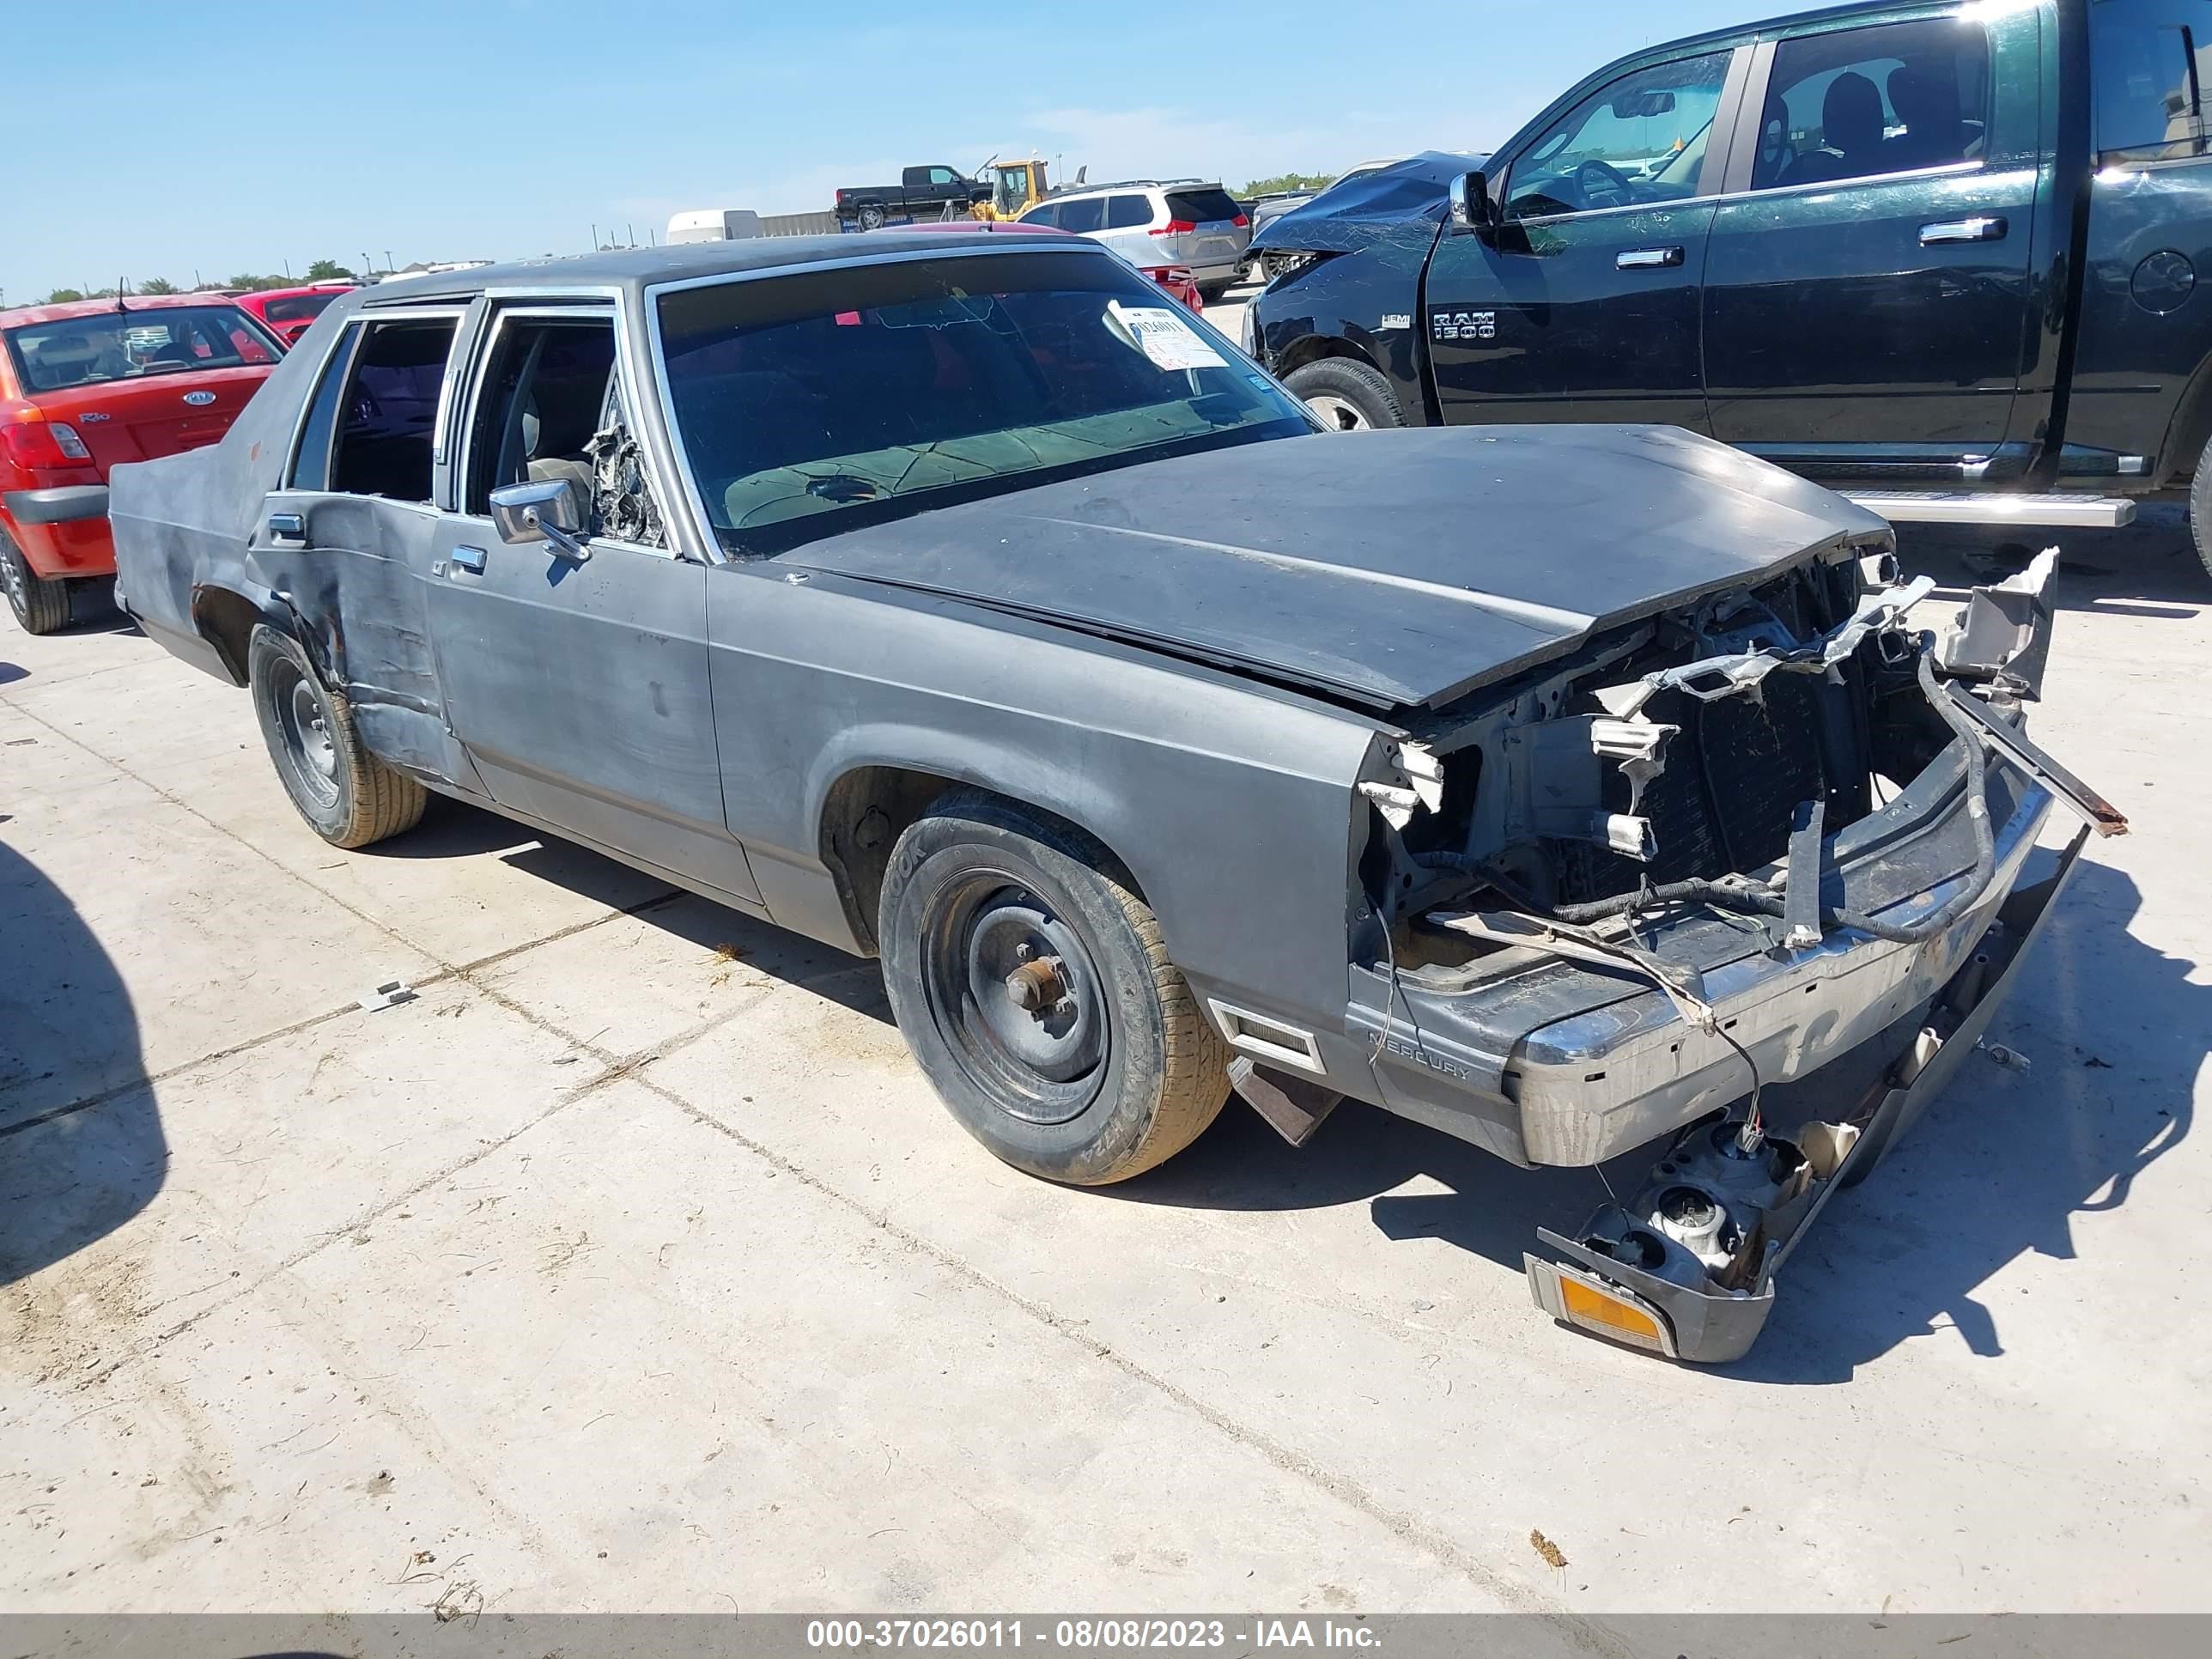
[
  {"xmin": 2188, "ymin": 429, "xmax": 2212, "ymax": 584},
  {"xmin": 1, "ymin": 530, "xmax": 71, "ymax": 635},
  {"xmin": 1284, "ymin": 357, "xmax": 1404, "ymax": 432},
  {"xmin": 247, "ymin": 624, "xmax": 427, "ymax": 848},
  {"xmin": 878, "ymin": 790, "xmax": 1230, "ymax": 1185}
]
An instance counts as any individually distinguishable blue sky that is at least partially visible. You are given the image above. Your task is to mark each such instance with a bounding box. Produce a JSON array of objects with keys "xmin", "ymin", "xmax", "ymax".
[{"xmin": 3, "ymin": 0, "xmax": 1762, "ymax": 303}]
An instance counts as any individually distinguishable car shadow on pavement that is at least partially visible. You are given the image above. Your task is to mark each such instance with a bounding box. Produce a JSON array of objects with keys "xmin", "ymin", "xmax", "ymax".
[
  {"xmin": 1898, "ymin": 506, "xmax": 2211, "ymax": 610},
  {"xmin": 1126, "ymin": 853, "xmax": 2198, "ymax": 1382},
  {"xmin": 0, "ymin": 840, "xmax": 162, "ymax": 1288}
]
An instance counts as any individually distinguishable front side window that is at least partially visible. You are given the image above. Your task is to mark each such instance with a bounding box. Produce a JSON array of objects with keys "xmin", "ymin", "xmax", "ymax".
[
  {"xmin": 927, "ymin": 167, "xmax": 957, "ymax": 186},
  {"xmin": 465, "ymin": 312, "xmax": 664, "ymax": 546},
  {"xmin": 1750, "ymin": 19, "xmax": 1990, "ymax": 191},
  {"xmin": 325, "ymin": 318, "xmax": 456, "ymax": 503},
  {"xmin": 2091, "ymin": 1, "xmax": 2212, "ymax": 161},
  {"xmin": 656, "ymin": 249, "xmax": 1311, "ymax": 554},
  {"xmin": 1057, "ymin": 195, "xmax": 1105, "ymax": 233},
  {"xmin": 1506, "ymin": 50, "xmax": 1731, "ymax": 217},
  {"xmin": 4, "ymin": 303, "xmax": 282, "ymax": 393}
]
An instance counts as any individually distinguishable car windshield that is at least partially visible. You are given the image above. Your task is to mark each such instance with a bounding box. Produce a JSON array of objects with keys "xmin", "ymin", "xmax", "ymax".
[
  {"xmin": 3, "ymin": 303, "xmax": 283, "ymax": 392},
  {"xmin": 657, "ymin": 249, "xmax": 1310, "ymax": 555}
]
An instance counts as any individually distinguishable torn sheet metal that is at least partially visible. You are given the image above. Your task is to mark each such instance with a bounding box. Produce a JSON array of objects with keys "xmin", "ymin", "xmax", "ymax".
[
  {"xmin": 1595, "ymin": 574, "xmax": 1936, "ymax": 716},
  {"xmin": 1358, "ymin": 737, "xmax": 1444, "ymax": 829},
  {"xmin": 1936, "ymin": 547, "xmax": 2057, "ymax": 695}
]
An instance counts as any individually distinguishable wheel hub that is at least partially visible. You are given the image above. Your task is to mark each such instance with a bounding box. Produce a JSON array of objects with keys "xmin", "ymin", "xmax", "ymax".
[
  {"xmin": 1304, "ymin": 393, "xmax": 1370, "ymax": 432},
  {"xmin": 289, "ymin": 680, "xmax": 337, "ymax": 780}
]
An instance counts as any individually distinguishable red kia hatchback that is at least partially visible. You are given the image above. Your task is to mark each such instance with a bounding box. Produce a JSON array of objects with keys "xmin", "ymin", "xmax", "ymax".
[{"xmin": 1, "ymin": 295, "xmax": 283, "ymax": 633}]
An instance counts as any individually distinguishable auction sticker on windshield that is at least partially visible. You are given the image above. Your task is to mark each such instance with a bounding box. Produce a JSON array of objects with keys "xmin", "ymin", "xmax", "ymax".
[{"xmin": 1106, "ymin": 301, "xmax": 1225, "ymax": 372}]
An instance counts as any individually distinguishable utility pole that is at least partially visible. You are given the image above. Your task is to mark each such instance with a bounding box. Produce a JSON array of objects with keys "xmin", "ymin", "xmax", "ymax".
[{"xmin": 591, "ymin": 222, "xmax": 599, "ymax": 252}]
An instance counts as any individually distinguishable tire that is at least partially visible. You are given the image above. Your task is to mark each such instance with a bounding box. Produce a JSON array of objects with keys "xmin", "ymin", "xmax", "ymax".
[
  {"xmin": 1197, "ymin": 281, "xmax": 1232, "ymax": 304},
  {"xmin": 1, "ymin": 529, "xmax": 71, "ymax": 635},
  {"xmin": 246, "ymin": 624, "xmax": 427, "ymax": 848},
  {"xmin": 878, "ymin": 789, "xmax": 1231, "ymax": 1186},
  {"xmin": 1285, "ymin": 357, "xmax": 1404, "ymax": 432},
  {"xmin": 2188, "ymin": 430, "xmax": 2212, "ymax": 584},
  {"xmin": 858, "ymin": 204, "xmax": 887, "ymax": 232}
]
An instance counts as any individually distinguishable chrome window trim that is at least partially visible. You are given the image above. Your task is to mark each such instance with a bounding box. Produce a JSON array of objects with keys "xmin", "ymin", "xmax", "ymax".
[
  {"xmin": 1509, "ymin": 156, "xmax": 1990, "ymax": 229},
  {"xmin": 281, "ymin": 318, "xmax": 362, "ymax": 490},
  {"xmin": 642, "ymin": 241, "xmax": 1133, "ymax": 563}
]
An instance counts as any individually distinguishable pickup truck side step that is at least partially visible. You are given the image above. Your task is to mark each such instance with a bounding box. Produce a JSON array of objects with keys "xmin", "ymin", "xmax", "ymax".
[{"xmin": 1841, "ymin": 490, "xmax": 2136, "ymax": 527}]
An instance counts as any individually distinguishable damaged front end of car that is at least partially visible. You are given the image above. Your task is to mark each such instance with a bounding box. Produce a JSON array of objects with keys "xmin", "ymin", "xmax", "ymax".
[{"xmin": 1275, "ymin": 544, "xmax": 2124, "ymax": 1364}]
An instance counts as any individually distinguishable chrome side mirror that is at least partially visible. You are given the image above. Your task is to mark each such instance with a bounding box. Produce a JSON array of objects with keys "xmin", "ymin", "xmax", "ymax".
[
  {"xmin": 489, "ymin": 477, "xmax": 591, "ymax": 562},
  {"xmin": 1449, "ymin": 169, "xmax": 1498, "ymax": 233}
]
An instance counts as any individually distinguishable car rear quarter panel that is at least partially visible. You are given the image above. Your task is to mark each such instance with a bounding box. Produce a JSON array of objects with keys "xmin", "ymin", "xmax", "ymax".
[{"xmin": 702, "ymin": 565, "xmax": 1388, "ymax": 1032}]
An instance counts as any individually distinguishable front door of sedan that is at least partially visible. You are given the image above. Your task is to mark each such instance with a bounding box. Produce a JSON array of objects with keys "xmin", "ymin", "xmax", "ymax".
[
  {"xmin": 1424, "ymin": 46, "xmax": 1743, "ymax": 430},
  {"xmin": 421, "ymin": 303, "xmax": 760, "ymax": 908}
]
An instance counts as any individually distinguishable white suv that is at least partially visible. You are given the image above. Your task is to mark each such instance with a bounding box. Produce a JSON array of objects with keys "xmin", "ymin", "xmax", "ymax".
[{"xmin": 1018, "ymin": 180, "xmax": 1250, "ymax": 299}]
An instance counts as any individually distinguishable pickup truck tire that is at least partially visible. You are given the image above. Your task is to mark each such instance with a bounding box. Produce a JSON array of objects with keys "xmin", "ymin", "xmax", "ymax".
[
  {"xmin": 858, "ymin": 204, "xmax": 887, "ymax": 231},
  {"xmin": 1, "ymin": 530, "xmax": 71, "ymax": 635},
  {"xmin": 1284, "ymin": 358, "xmax": 1403, "ymax": 432},
  {"xmin": 879, "ymin": 789, "xmax": 1231, "ymax": 1185},
  {"xmin": 247, "ymin": 624, "xmax": 427, "ymax": 849},
  {"xmin": 2189, "ymin": 436, "xmax": 2212, "ymax": 582}
]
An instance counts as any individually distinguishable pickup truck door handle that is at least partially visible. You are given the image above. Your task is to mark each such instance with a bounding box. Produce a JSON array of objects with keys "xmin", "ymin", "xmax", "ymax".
[
  {"xmin": 1920, "ymin": 215, "xmax": 2008, "ymax": 246},
  {"xmin": 1615, "ymin": 246, "xmax": 1686, "ymax": 270}
]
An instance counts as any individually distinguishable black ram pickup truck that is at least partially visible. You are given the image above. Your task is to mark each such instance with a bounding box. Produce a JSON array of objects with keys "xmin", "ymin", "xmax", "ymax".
[
  {"xmin": 1247, "ymin": 0, "xmax": 2212, "ymax": 577},
  {"xmin": 834, "ymin": 166, "xmax": 990, "ymax": 230}
]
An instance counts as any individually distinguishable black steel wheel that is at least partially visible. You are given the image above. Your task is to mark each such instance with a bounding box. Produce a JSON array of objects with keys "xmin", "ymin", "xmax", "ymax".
[
  {"xmin": 879, "ymin": 789, "xmax": 1229, "ymax": 1185},
  {"xmin": 246, "ymin": 624, "xmax": 428, "ymax": 848}
]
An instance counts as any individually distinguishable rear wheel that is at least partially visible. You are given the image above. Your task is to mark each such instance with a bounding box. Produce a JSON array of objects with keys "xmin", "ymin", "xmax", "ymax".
[
  {"xmin": 1285, "ymin": 357, "xmax": 1404, "ymax": 432},
  {"xmin": 878, "ymin": 789, "xmax": 1230, "ymax": 1185},
  {"xmin": 858, "ymin": 204, "xmax": 887, "ymax": 231},
  {"xmin": 247, "ymin": 624, "xmax": 427, "ymax": 848},
  {"xmin": 1, "ymin": 530, "xmax": 71, "ymax": 635}
]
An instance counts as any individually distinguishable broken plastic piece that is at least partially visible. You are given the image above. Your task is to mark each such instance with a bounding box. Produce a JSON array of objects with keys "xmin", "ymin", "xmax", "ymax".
[
  {"xmin": 357, "ymin": 981, "xmax": 418, "ymax": 1012},
  {"xmin": 1978, "ymin": 1040, "xmax": 2031, "ymax": 1073}
]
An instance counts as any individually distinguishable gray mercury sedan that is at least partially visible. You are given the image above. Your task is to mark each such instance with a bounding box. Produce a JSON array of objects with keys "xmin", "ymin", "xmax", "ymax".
[{"xmin": 109, "ymin": 234, "xmax": 2122, "ymax": 1363}]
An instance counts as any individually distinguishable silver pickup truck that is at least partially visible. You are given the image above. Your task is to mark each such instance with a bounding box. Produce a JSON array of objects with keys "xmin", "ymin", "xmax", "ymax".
[{"xmin": 106, "ymin": 233, "xmax": 2122, "ymax": 1362}]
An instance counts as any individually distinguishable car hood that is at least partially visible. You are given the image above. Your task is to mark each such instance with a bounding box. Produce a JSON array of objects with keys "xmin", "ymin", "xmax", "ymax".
[{"xmin": 781, "ymin": 425, "xmax": 1892, "ymax": 712}]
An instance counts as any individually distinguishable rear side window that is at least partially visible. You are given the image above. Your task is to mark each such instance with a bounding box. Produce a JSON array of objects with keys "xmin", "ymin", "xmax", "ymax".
[
  {"xmin": 2091, "ymin": 1, "xmax": 2212, "ymax": 161},
  {"xmin": 263, "ymin": 291, "xmax": 343, "ymax": 326},
  {"xmin": 1105, "ymin": 193, "xmax": 1152, "ymax": 228},
  {"xmin": 1165, "ymin": 188, "xmax": 1243, "ymax": 223},
  {"xmin": 1057, "ymin": 196, "xmax": 1105, "ymax": 233},
  {"xmin": 1752, "ymin": 19, "xmax": 1989, "ymax": 191},
  {"xmin": 306, "ymin": 317, "xmax": 457, "ymax": 503}
]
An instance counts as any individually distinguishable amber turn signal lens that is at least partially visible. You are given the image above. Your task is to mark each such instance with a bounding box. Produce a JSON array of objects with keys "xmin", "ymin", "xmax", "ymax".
[{"xmin": 1559, "ymin": 1277, "xmax": 1667, "ymax": 1346}]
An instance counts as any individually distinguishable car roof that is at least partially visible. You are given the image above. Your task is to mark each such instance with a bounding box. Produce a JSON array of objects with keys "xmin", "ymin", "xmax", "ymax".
[
  {"xmin": 353, "ymin": 232, "xmax": 1104, "ymax": 306},
  {"xmin": 0, "ymin": 292, "xmax": 255, "ymax": 329},
  {"xmin": 1043, "ymin": 179, "xmax": 1220, "ymax": 201}
]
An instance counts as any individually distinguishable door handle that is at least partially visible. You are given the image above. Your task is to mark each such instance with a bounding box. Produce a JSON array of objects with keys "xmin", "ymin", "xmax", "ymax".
[
  {"xmin": 449, "ymin": 544, "xmax": 488, "ymax": 576},
  {"xmin": 1616, "ymin": 246, "xmax": 1685, "ymax": 270},
  {"xmin": 266, "ymin": 511, "xmax": 307, "ymax": 550},
  {"xmin": 1920, "ymin": 215, "xmax": 2007, "ymax": 246}
]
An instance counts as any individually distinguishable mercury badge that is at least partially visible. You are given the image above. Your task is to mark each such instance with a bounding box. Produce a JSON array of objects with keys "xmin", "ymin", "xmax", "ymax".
[{"xmin": 183, "ymin": 390, "xmax": 216, "ymax": 406}]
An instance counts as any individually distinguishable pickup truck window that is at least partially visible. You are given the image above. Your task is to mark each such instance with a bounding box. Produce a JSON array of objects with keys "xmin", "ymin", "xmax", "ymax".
[
  {"xmin": 2091, "ymin": 1, "xmax": 2212, "ymax": 161},
  {"xmin": 1751, "ymin": 19, "xmax": 1988, "ymax": 191},
  {"xmin": 1504, "ymin": 50, "xmax": 1729, "ymax": 218},
  {"xmin": 655, "ymin": 250, "xmax": 1310, "ymax": 554}
]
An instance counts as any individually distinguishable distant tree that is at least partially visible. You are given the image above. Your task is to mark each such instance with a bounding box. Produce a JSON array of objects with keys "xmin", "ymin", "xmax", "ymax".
[
  {"xmin": 138, "ymin": 276, "xmax": 179, "ymax": 295},
  {"xmin": 223, "ymin": 272, "xmax": 289, "ymax": 292},
  {"xmin": 46, "ymin": 288, "xmax": 86, "ymax": 302},
  {"xmin": 1241, "ymin": 172, "xmax": 1335, "ymax": 197},
  {"xmin": 304, "ymin": 258, "xmax": 353, "ymax": 282}
]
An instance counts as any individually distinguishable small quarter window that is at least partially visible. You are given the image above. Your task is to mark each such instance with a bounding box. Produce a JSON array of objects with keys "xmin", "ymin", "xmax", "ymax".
[{"xmin": 289, "ymin": 324, "xmax": 362, "ymax": 492}]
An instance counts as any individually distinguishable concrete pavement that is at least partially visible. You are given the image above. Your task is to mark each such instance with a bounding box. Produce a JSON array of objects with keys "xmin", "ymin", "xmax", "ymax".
[{"xmin": 2, "ymin": 515, "xmax": 2208, "ymax": 1616}]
